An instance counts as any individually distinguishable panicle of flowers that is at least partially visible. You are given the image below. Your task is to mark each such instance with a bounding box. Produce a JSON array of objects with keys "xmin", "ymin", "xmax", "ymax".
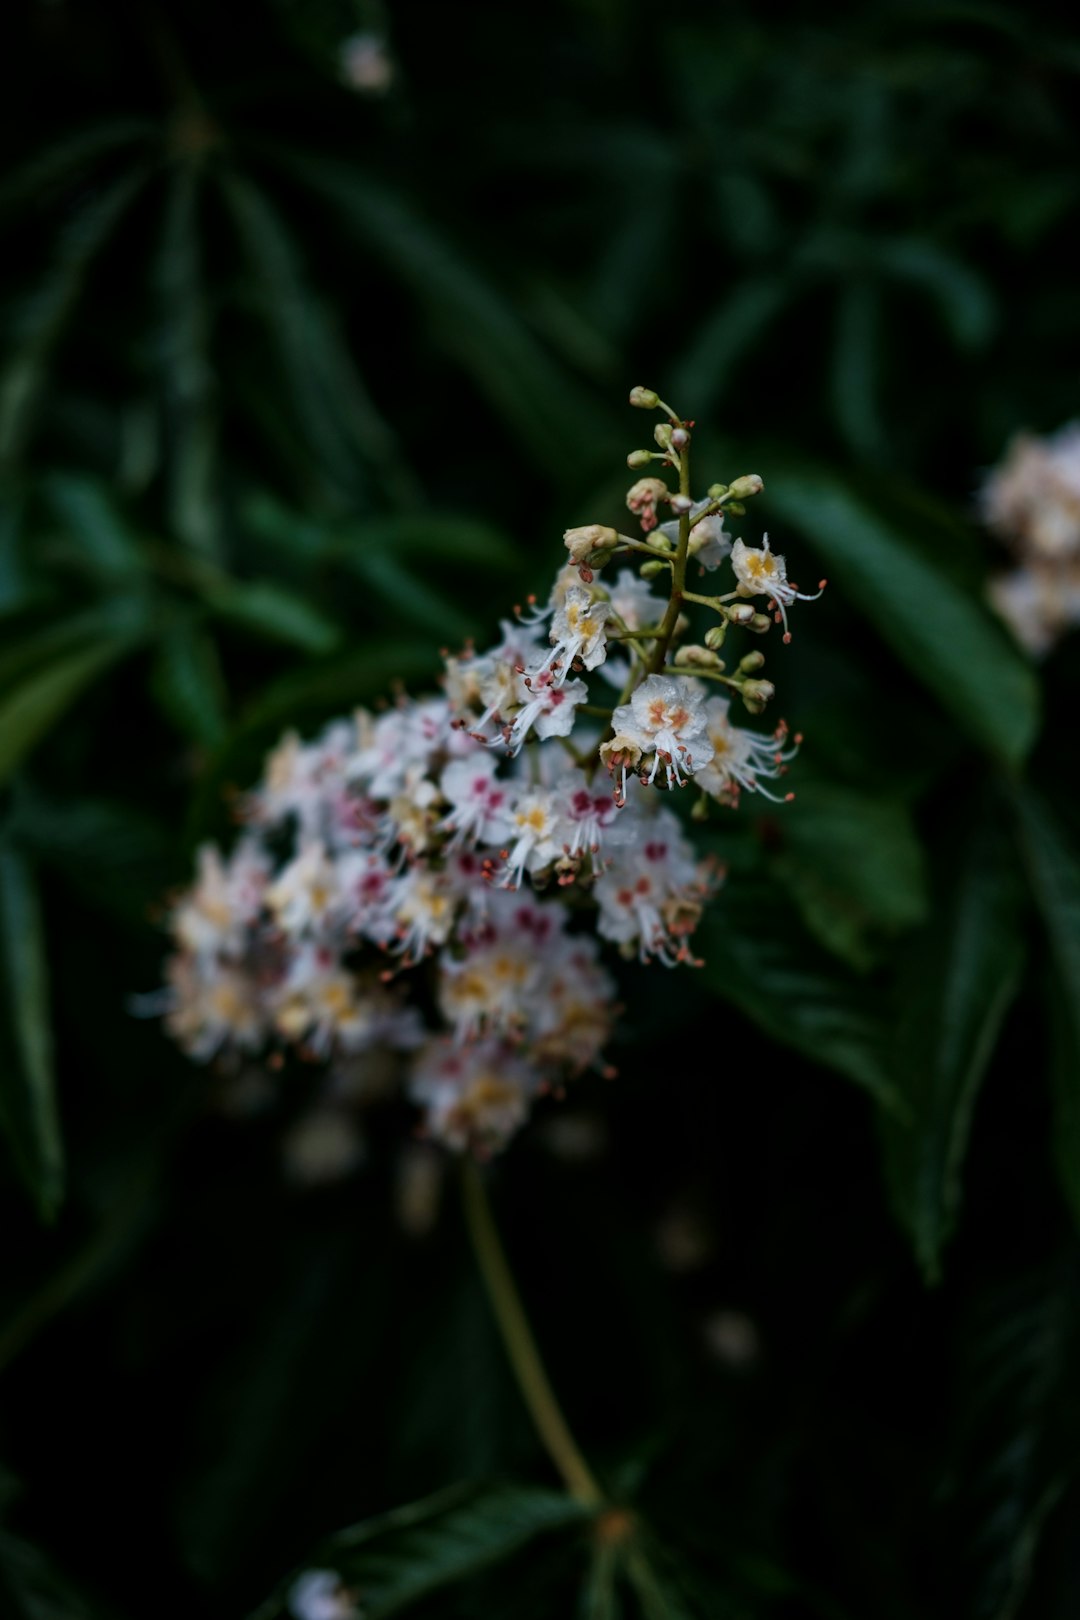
[
  {"xmin": 161, "ymin": 387, "xmax": 821, "ymax": 1163},
  {"xmin": 979, "ymin": 422, "xmax": 1080, "ymax": 657}
]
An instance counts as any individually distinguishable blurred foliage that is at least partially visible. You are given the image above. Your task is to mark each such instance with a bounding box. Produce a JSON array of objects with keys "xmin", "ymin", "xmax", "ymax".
[{"xmin": 2, "ymin": 0, "xmax": 1080, "ymax": 1615}]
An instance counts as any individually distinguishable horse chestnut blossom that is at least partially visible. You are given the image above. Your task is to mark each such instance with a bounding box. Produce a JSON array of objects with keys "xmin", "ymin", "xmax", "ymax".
[
  {"xmin": 980, "ymin": 422, "xmax": 1080, "ymax": 656},
  {"xmin": 161, "ymin": 388, "xmax": 822, "ymax": 1167}
]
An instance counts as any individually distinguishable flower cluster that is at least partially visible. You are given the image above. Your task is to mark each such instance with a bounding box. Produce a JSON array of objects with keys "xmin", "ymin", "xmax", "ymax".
[
  {"xmin": 980, "ymin": 423, "xmax": 1080, "ymax": 656},
  {"xmin": 162, "ymin": 388, "xmax": 820, "ymax": 1165}
]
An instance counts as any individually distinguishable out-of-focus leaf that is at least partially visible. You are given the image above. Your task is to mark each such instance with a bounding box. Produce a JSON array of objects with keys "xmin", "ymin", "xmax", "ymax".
[
  {"xmin": 625, "ymin": 1549, "xmax": 695, "ymax": 1620},
  {"xmin": 877, "ymin": 238, "xmax": 997, "ymax": 350},
  {"xmin": 0, "ymin": 602, "xmax": 145, "ymax": 691},
  {"xmin": 670, "ymin": 278, "xmax": 790, "ymax": 417},
  {"xmin": 831, "ymin": 281, "xmax": 885, "ymax": 463},
  {"xmin": 0, "ymin": 163, "xmax": 153, "ymax": 466},
  {"xmin": 698, "ymin": 881, "xmax": 896, "ymax": 1105},
  {"xmin": 217, "ymin": 167, "xmax": 412, "ymax": 504},
  {"xmin": 0, "ymin": 843, "xmax": 62, "ymax": 1221},
  {"xmin": 579, "ymin": 1541, "xmax": 624, "ymax": 1620},
  {"xmin": 0, "ymin": 638, "xmax": 133, "ymax": 784},
  {"xmin": 253, "ymin": 1483, "xmax": 588, "ymax": 1620},
  {"xmin": 41, "ymin": 472, "xmax": 146, "ymax": 577},
  {"xmin": 0, "ymin": 490, "xmax": 30, "ymax": 615},
  {"xmin": 879, "ymin": 799, "xmax": 1026, "ymax": 1279},
  {"xmin": 1012, "ymin": 789, "xmax": 1080, "ymax": 1230},
  {"xmin": 156, "ymin": 163, "xmax": 220, "ymax": 557},
  {"xmin": 764, "ymin": 462, "xmax": 1040, "ymax": 767},
  {"xmin": 204, "ymin": 579, "xmax": 342, "ymax": 655},
  {"xmin": 767, "ymin": 780, "xmax": 928, "ymax": 970},
  {"xmin": 238, "ymin": 641, "xmax": 437, "ymax": 734},
  {"xmin": 273, "ymin": 149, "xmax": 607, "ymax": 475},
  {"xmin": 8, "ymin": 791, "xmax": 171, "ymax": 925},
  {"xmin": 0, "ymin": 119, "xmax": 154, "ymax": 211},
  {"xmin": 150, "ymin": 613, "xmax": 228, "ymax": 748},
  {"xmin": 347, "ymin": 547, "xmax": 471, "ymax": 638}
]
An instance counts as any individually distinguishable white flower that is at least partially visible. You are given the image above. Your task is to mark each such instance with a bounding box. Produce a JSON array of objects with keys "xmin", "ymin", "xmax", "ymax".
[
  {"xmin": 556, "ymin": 771, "xmax": 622, "ymax": 860},
  {"xmin": 438, "ymin": 754, "xmax": 515, "ymax": 847},
  {"xmin": 408, "ymin": 1037, "xmax": 541, "ymax": 1153},
  {"xmin": 502, "ymin": 673, "xmax": 587, "ymax": 755},
  {"xmin": 498, "ymin": 789, "xmax": 564, "ymax": 887},
  {"xmin": 288, "ymin": 1569, "xmax": 360, "ymax": 1620},
  {"xmin": 350, "ymin": 699, "xmax": 451, "ymax": 799},
  {"xmin": 980, "ymin": 424, "xmax": 1080, "ymax": 560},
  {"xmin": 265, "ymin": 840, "xmax": 342, "ymax": 940},
  {"xmin": 659, "ymin": 501, "xmax": 731, "ymax": 573},
  {"xmin": 165, "ymin": 956, "xmax": 267, "ymax": 1060},
  {"xmin": 987, "ymin": 561, "xmax": 1080, "ymax": 657},
  {"xmin": 730, "ymin": 535, "xmax": 824, "ymax": 639},
  {"xmin": 610, "ymin": 674, "xmax": 714, "ymax": 789},
  {"xmin": 272, "ymin": 947, "xmax": 376, "ymax": 1056},
  {"xmin": 532, "ymin": 586, "xmax": 611, "ymax": 686},
  {"xmin": 694, "ymin": 697, "xmax": 799, "ymax": 803},
  {"xmin": 387, "ymin": 867, "xmax": 458, "ymax": 962},
  {"xmin": 171, "ymin": 840, "xmax": 268, "ymax": 964},
  {"xmin": 593, "ymin": 803, "xmax": 712, "ymax": 964}
]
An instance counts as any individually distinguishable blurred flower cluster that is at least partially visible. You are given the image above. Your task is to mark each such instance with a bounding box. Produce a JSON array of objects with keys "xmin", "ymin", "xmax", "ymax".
[
  {"xmin": 981, "ymin": 423, "xmax": 1080, "ymax": 656},
  {"xmin": 162, "ymin": 392, "xmax": 819, "ymax": 1166}
]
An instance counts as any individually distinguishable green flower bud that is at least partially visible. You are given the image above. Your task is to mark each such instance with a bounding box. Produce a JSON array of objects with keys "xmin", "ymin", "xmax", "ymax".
[
  {"xmin": 738, "ymin": 650, "xmax": 765, "ymax": 673},
  {"xmin": 629, "ymin": 386, "xmax": 659, "ymax": 408},
  {"xmin": 727, "ymin": 474, "xmax": 763, "ymax": 500},
  {"xmin": 639, "ymin": 559, "xmax": 666, "ymax": 578},
  {"xmin": 707, "ymin": 483, "xmax": 729, "ymax": 500},
  {"xmin": 627, "ymin": 449, "xmax": 653, "ymax": 468},
  {"xmin": 704, "ymin": 625, "xmax": 727, "ymax": 650},
  {"xmin": 653, "ymin": 423, "xmax": 673, "ymax": 449}
]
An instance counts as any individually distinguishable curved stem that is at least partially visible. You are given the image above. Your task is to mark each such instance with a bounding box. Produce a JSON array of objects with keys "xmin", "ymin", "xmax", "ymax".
[
  {"xmin": 461, "ymin": 1159, "xmax": 605, "ymax": 1507},
  {"xmin": 648, "ymin": 446, "xmax": 693, "ymax": 674}
]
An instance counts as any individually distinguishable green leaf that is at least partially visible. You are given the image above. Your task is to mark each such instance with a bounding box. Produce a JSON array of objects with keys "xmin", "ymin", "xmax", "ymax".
[
  {"xmin": 876, "ymin": 237, "xmax": 997, "ymax": 351},
  {"xmin": 7, "ymin": 792, "xmax": 171, "ymax": 926},
  {"xmin": 41, "ymin": 472, "xmax": 146, "ymax": 577},
  {"xmin": 698, "ymin": 880, "xmax": 896, "ymax": 1105},
  {"xmin": 767, "ymin": 780, "xmax": 928, "ymax": 970},
  {"xmin": 670, "ymin": 278, "xmax": 791, "ymax": 417},
  {"xmin": 0, "ymin": 843, "xmax": 63, "ymax": 1221},
  {"xmin": 763, "ymin": 462, "xmax": 1041, "ymax": 768},
  {"xmin": 217, "ymin": 167, "xmax": 413, "ymax": 504},
  {"xmin": 151, "ymin": 614, "xmax": 228, "ymax": 747},
  {"xmin": 156, "ymin": 163, "xmax": 221, "ymax": 557},
  {"xmin": 625, "ymin": 1549, "xmax": 696, "ymax": 1620},
  {"xmin": 831, "ymin": 281, "xmax": 886, "ymax": 463},
  {"xmin": 579, "ymin": 1541, "xmax": 624, "ymax": 1620},
  {"xmin": 879, "ymin": 798, "xmax": 1026, "ymax": 1279},
  {"xmin": 0, "ymin": 163, "xmax": 153, "ymax": 466},
  {"xmin": 254, "ymin": 1483, "xmax": 588, "ymax": 1620},
  {"xmin": 1012, "ymin": 789, "xmax": 1080, "ymax": 1230},
  {"xmin": 271, "ymin": 148, "xmax": 607, "ymax": 475},
  {"xmin": 0, "ymin": 638, "xmax": 133, "ymax": 785},
  {"xmin": 205, "ymin": 580, "xmax": 342, "ymax": 655},
  {"xmin": 0, "ymin": 119, "xmax": 154, "ymax": 212}
]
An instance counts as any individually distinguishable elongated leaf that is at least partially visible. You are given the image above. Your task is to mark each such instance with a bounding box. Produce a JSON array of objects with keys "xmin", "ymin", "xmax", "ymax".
[
  {"xmin": 0, "ymin": 119, "xmax": 154, "ymax": 211},
  {"xmin": 767, "ymin": 780, "xmax": 928, "ymax": 970},
  {"xmin": 0, "ymin": 163, "xmax": 152, "ymax": 465},
  {"xmin": 670, "ymin": 278, "xmax": 790, "ymax": 416},
  {"xmin": 8, "ymin": 791, "xmax": 170, "ymax": 925},
  {"xmin": 698, "ymin": 881, "xmax": 896, "ymax": 1105},
  {"xmin": 205, "ymin": 580, "xmax": 342, "ymax": 654},
  {"xmin": 217, "ymin": 168, "xmax": 413, "ymax": 503},
  {"xmin": 270, "ymin": 148, "xmax": 606, "ymax": 475},
  {"xmin": 876, "ymin": 237, "xmax": 996, "ymax": 350},
  {"xmin": 0, "ymin": 844, "xmax": 62, "ymax": 1220},
  {"xmin": 42, "ymin": 472, "xmax": 146, "ymax": 577},
  {"xmin": 0, "ymin": 638, "xmax": 133, "ymax": 784},
  {"xmin": 156, "ymin": 163, "xmax": 221, "ymax": 557},
  {"xmin": 150, "ymin": 614, "xmax": 228, "ymax": 747},
  {"xmin": 764, "ymin": 462, "xmax": 1040, "ymax": 767},
  {"xmin": 1012, "ymin": 789, "xmax": 1080, "ymax": 1229},
  {"xmin": 831, "ymin": 281, "xmax": 885, "ymax": 463},
  {"xmin": 254, "ymin": 1483, "xmax": 587, "ymax": 1620},
  {"xmin": 579, "ymin": 1541, "xmax": 624, "ymax": 1620},
  {"xmin": 879, "ymin": 799, "xmax": 1025, "ymax": 1279}
]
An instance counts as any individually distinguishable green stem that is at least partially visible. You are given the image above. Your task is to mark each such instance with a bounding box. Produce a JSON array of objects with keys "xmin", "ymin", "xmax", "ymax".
[
  {"xmin": 648, "ymin": 446, "xmax": 693, "ymax": 674},
  {"xmin": 461, "ymin": 1160, "xmax": 605, "ymax": 1507}
]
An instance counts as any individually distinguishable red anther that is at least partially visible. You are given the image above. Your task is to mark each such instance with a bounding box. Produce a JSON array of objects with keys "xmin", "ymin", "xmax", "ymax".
[
  {"xmin": 775, "ymin": 612, "xmax": 783, "ymax": 625},
  {"xmin": 601, "ymin": 1064, "xmax": 618, "ymax": 1081},
  {"xmin": 579, "ymin": 566, "xmax": 594, "ymax": 584},
  {"xmin": 439, "ymin": 646, "xmax": 449, "ymax": 658},
  {"xmin": 268, "ymin": 1051, "xmax": 284, "ymax": 1071},
  {"xmin": 794, "ymin": 732, "xmax": 804, "ymax": 744},
  {"xmin": 784, "ymin": 792, "xmax": 795, "ymax": 802},
  {"xmin": 819, "ymin": 579, "xmax": 828, "ymax": 589},
  {"xmin": 783, "ymin": 631, "xmax": 792, "ymax": 644}
]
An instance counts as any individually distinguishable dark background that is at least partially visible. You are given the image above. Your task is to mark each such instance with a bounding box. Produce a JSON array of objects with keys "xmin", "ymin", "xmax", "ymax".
[{"xmin": 2, "ymin": 2, "xmax": 1080, "ymax": 1615}]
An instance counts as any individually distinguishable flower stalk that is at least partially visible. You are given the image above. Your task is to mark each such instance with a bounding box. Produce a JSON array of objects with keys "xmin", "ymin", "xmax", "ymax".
[{"xmin": 461, "ymin": 1158, "xmax": 605, "ymax": 1508}]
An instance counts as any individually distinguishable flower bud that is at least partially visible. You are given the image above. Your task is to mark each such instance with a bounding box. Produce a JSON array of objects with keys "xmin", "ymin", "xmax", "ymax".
[
  {"xmin": 704, "ymin": 625, "xmax": 727, "ymax": 650},
  {"xmin": 563, "ymin": 524, "xmax": 618, "ymax": 564},
  {"xmin": 669, "ymin": 493, "xmax": 693, "ymax": 515},
  {"xmin": 726, "ymin": 603, "xmax": 756, "ymax": 625},
  {"xmin": 629, "ymin": 386, "xmax": 659, "ymax": 409},
  {"xmin": 639, "ymin": 559, "xmax": 666, "ymax": 579},
  {"xmin": 671, "ymin": 426, "xmax": 689, "ymax": 450},
  {"xmin": 707, "ymin": 483, "xmax": 729, "ymax": 500},
  {"xmin": 654, "ymin": 423, "xmax": 674, "ymax": 449},
  {"xmin": 725, "ymin": 501, "xmax": 746, "ymax": 517},
  {"xmin": 674, "ymin": 644, "xmax": 724, "ymax": 671},
  {"xmin": 728, "ymin": 474, "xmax": 764, "ymax": 500},
  {"xmin": 738, "ymin": 650, "xmax": 765, "ymax": 673},
  {"xmin": 748, "ymin": 612, "xmax": 772, "ymax": 634},
  {"xmin": 627, "ymin": 449, "xmax": 653, "ymax": 468},
  {"xmin": 741, "ymin": 677, "xmax": 775, "ymax": 708}
]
